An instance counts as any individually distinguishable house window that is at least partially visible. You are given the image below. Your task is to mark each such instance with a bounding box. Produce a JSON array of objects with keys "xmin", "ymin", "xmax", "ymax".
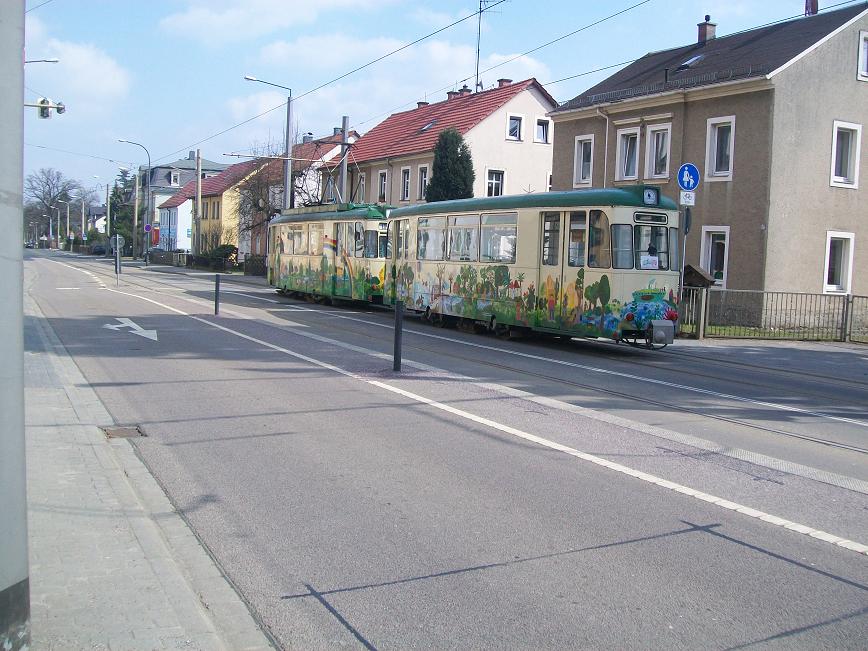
[
  {"xmin": 573, "ymin": 135, "xmax": 593, "ymax": 186},
  {"xmin": 325, "ymin": 176, "xmax": 336, "ymax": 203},
  {"xmin": 507, "ymin": 114, "xmax": 523, "ymax": 141},
  {"xmin": 824, "ymin": 231, "xmax": 855, "ymax": 293},
  {"xmin": 378, "ymin": 170, "xmax": 387, "ymax": 202},
  {"xmin": 645, "ymin": 124, "xmax": 671, "ymax": 179},
  {"xmin": 858, "ymin": 31, "xmax": 868, "ymax": 81},
  {"xmin": 400, "ymin": 168, "xmax": 411, "ymax": 201},
  {"xmin": 616, "ymin": 127, "xmax": 640, "ymax": 180},
  {"xmin": 203, "ymin": 203, "xmax": 208, "ymax": 219},
  {"xmin": 535, "ymin": 118, "xmax": 550, "ymax": 144},
  {"xmin": 418, "ymin": 166, "xmax": 428, "ymax": 200},
  {"xmin": 700, "ymin": 226, "xmax": 730, "ymax": 287},
  {"xmin": 170, "ymin": 171, "xmax": 180, "ymax": 187},
  {"xmin": 830, "ymin": 121, "xmax": 862, "ymax": 188},
  {"xmin": 487, "ymin": 169, "xmax": 504, "ymax": 197},
  {"xmin": 706, "ymin": 116, "xmax": 735, "ymax": 181}
]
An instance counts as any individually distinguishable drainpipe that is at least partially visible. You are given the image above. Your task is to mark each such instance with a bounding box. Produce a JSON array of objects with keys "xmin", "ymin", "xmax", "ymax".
[{"xmin": 596, "ymin": 107, "xmax": 610, "ymax": 187}]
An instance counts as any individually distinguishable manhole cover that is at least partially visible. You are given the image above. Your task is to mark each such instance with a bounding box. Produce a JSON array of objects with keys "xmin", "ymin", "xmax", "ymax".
[{"xmin": 103, "ymin": 426, "xmax": 145, "ymax": 438}]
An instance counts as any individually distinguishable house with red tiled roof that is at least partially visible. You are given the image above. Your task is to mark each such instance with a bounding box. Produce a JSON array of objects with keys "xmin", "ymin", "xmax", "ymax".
[
  {"xmin": 329, "ymin": 78, "xmax": 557, "ymax": 205},
  {"xmin": 293, "ymin": 129, "xmax": 359, "ymax": 205},
  {"xmin": 157, "ymin": 178, "xmax": 196, "ymax": 251}
]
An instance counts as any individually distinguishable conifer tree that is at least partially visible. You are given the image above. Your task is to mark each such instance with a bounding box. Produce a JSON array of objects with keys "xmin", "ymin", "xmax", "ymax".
[{"xmin": 425, "ymin": 128, "xmax": 475, "ymax": 202}]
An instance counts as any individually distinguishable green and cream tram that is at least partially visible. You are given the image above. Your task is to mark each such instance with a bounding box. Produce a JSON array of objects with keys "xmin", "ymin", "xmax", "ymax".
[
  {"xmin": 384, "ymin": 186, "xmax": 680, "ymax": 347},
  {"xmin": 268, "ymin": 204, "xmax": 390, "ymax": 302}
]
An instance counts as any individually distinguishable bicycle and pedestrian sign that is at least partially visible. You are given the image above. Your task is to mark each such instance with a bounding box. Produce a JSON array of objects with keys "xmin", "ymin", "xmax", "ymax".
[{"xmin": 677, "ymin": 163, "xmax": 700, "ymax": 206}]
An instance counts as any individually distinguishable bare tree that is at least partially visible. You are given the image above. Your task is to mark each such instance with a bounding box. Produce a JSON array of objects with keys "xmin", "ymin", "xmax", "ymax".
[{"xmin": 24, "ymin": 168, "xmax": 81, "ymax": 216}]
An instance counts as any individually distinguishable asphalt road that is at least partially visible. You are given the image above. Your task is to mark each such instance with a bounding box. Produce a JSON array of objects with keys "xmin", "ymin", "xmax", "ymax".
[{"xmin": 25, "ymin": 251, "xmax": 868, "ymax": 650}]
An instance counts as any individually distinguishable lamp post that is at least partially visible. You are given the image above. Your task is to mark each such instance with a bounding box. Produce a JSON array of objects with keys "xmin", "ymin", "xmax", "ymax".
[
  {"xmin": 118, "ymin": 139, "xmax": 150, "ymax": 258},
  {"xmin": 244, "ymin": 75, "xmax": 293, "ymax": 209},
  {"xmin": 42, "ymin": 213, "xmax": 49, "ymax": 248},
  {"xmin": 57, "ymin": 199, "xmax": 71, "ymax": 249}
]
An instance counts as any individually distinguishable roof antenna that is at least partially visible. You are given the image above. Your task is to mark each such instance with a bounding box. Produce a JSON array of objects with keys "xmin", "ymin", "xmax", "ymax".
[{"xmin": 475, "ymin": 0, "xmax": 504, "ymax": 92}]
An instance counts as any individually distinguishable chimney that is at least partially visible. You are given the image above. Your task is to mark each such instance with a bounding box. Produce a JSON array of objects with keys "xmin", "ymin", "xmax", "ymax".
[
  {"xmin": 447, "ymin": 90, "xmax": 459, "ymax": 100},
  {"xmin": 417, "ymin": 101, "xmax": 429, "ymax": 108},
  {"xmin": 302, "ymin": 134, "xmax": 314, "ymax": 144},
  {"xmin": 459, "ymin": 84, "xmax": 472, "ymax": 96},
  {"xmin": 697, "ymin": 15, "xmax": 716, "ymax": 44},
  {"xmin": 188, "ymin": 150, "xmax": 195, "ymax": 160},
  {"xmin": 497, "ymin": 78, "xmax": 512, "ymax": 88},
  {"xmin": 805, "ymin": 0, "xmax": 818, "ymax": 16}
]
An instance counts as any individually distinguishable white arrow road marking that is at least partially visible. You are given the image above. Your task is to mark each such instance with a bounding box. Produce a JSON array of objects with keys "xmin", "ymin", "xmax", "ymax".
[{"xmin": 102, "ymin": 317, "xmax": 158, "ymax": 341}]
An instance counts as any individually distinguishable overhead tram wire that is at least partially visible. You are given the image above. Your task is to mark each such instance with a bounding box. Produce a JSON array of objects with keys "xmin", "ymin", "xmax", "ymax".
[
  {"xmin": 24, "ymin": 142, "xmax": 131, "ymax": 166},
  {"xmin": 151, "ymin": 1, "xmax": 507, "ymax": 165}
]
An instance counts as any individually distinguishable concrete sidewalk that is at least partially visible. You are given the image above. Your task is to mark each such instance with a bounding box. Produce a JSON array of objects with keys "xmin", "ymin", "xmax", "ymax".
[{"xmin": 24, "ymin": 291, "xmax": 273, "ymax": 651}]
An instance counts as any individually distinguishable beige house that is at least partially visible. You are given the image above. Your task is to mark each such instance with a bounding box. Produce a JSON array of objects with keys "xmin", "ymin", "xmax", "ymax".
[
  {"xmin": 328, "ymin": 78, "xmax": 557, "ymax": 205},
  {"xmin": 549, "ymin": 4, "xmax": 868, "ymax": 295}
]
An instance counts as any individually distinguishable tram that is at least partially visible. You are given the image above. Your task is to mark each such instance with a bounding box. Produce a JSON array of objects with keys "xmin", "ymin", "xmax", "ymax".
[{"xmin": 268, "ymin": 186, "xmax": 680, "ymax": 348}]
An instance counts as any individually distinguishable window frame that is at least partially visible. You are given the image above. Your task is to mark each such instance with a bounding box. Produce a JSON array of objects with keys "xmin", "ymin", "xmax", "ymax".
[
  {"xmin": 858, "ymin": 30, "xmax": 868, "ymax": 82},
  {"xmin": 400, "ymin": 167, "xmax": 411, "ymax": 201},
  {"xmin": 830, "ymin": 120, "xmax": 862, "ymax": 189},
  {"xmin": 573, "ymin": 135, "xmax": 594, "ymax": 187},
  {"xmin": 417, "ymin": 165, "xmax": 428, "ymax": 200},
  {"xmin": 486, "ymin": 168, "xmax": 505, "ymax": 197},
  {"xmin": 644, "ymin": 123, "xmax": 672, "ymax": 180},
  {"xmin": 506, "ymin": 113, "xmax": 524, "ymax": 141},
  {"xmin": 705, "ymin": 116, "xmax": 736, "ymax": 181},
  {"xmin": 699, "ymin": 225, "xmax": 730, "ymax": 288},
  {"xmin": 416, "ymin": 217, "xmax": 447, "ymax": 261},
  {"xmin": 377, "ymin": 170, "xmax": 388, "ymax": 202},
  {"xmin": 479, "ymin": 212, "xmax": 517, "ymax": 264},
  {"xmin": 357, "ymin": 172, "xmax": 366, "ymax": 203},
  {"xmin": 823, "ymin": 231, "xmax": 855, "ymax": 294},
  {"xmin": 534, "ymin": 117, "xmax": 551, "ymax": 144},
  {"xmin": 447, "ymin": 214, "xmax": 480, "ymax": 262},
  {"xmin": 170, "ymin": 170, "xmax": 180, "ymax": 187},
  {"xmin": 615, "ymin": 127, "xmax": 640, "ymax": 181}
]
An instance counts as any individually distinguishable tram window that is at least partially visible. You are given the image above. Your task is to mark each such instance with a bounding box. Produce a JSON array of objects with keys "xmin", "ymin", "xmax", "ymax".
[
  {"xmin": 669, "ymin": 227, "xmax": 679, "ymax": 270},
  {"xmin": 402, "ymin": 220, "xmax": 412, "ymax": 259},
  {"xmin": 309, "ymin": 223, "xmax": 323, "ymax": 255},
  {"xmin": 379, "ymin": 223, "xmax": 389, "ymax": 258},
  {"xmin": 417, "ymin": 217, "xmax": 446, "ymax": 261},
  {"xmin": 611, "ymin": 225, "xmax": 633, "ymax": 269},
  {"xmin": 295, "ymin": 225, "xmax": 308, "ymax": 255},
  {"xmin": 567, "ymin": 211, "xmax": 587, "ymax": 267},
  {"xmin": 633, "ymin": 225, "xmax": 669, "ymax": 270},
  {"xmin": 364, "ymin": 230, "xmax": 379, "ymax": 258},
  {"xmin": 588, "ymin": 210, "xmax": 612, "ymax": 268},
  {"xmin": 480, "ymin": 212, "xmax": 517, "ymax": 263},
  {"xmin": 541, "ymin": 212, "xmax": 560, "ymax": 266},
  {"xmin": 447, "ymin": 215, "xmax": 479, "ymax": 261},
  {"xmin": 354, "ymin": 222, "xmax": 365, "ymax": 258}
]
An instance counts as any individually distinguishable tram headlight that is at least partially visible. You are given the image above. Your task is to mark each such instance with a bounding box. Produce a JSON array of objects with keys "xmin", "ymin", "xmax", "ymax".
[{"xmin": 625, "ymin": 312, "xmax": 634, "ymax": 322}]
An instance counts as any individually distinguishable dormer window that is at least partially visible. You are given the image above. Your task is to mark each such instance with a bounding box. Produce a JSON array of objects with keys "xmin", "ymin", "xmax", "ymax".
[
  {"xmin": 170, "ymin": 171, "xmax": 180, "ymax": 186},
  {"xmin": 677, "ymin": 54, "xmax": 704, "ymax": 71}
]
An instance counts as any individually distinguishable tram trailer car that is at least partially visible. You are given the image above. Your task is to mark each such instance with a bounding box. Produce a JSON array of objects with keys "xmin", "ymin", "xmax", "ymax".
[
  {"xmin": 385, "ymin": 186, "xmax": 680, "ymax": 348},
  {"xmin": 269, "ymin": 203, "xmax": 390, "ymax": 303}
]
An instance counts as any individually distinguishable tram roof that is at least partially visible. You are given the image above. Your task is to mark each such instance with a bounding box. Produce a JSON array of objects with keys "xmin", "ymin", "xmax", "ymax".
[
  {"xmin": 388, "ymin": 186, "xmax": 678, "ymax": 218},
  {"xmin": 270, "ymin": 203, "xmax": 388, "ymax": 225}
]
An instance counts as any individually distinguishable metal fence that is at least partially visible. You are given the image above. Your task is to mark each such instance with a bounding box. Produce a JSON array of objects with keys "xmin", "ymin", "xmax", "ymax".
[{"xmin": 679, "ymin": 287, "xmax": 867, "ymax": 343}]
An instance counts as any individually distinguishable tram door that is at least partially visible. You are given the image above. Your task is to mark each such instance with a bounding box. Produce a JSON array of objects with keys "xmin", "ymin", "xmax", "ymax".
[
  {"xmin": 539, "ymin": 211, "xmax": 587, "ymax": 327},
  {"xmin": 334, "ymin": 222, "xmax": 352, "ymax": 297}
]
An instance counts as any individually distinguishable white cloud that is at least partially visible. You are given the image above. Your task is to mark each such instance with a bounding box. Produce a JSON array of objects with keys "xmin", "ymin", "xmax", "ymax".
[
  {"xmin": 259, "ymin": 35, "xmax": 406, "ymax": 71},
  {"xmin": 24, "ymin": 15, "xmax": 130, "ymax": 117},
  {"xmin": 160, "ymin": 0, "xmax": 395, "ymax": 44}
]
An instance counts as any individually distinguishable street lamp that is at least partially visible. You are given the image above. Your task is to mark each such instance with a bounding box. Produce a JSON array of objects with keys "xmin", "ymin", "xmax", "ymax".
[
  {"xmin": 42, "ymin": 214, "xmax": 49, "ymax": 248},
  {"xmin": 24, "ymin": 58, "xmax": 58, "ymax": 64},
  {"xmin": 118, "ymin": 139, "xmax": 150, "ymax": 258},
  {"xmin": 244, "ymin": 74, "xmax": 293, "ymax": 209}
]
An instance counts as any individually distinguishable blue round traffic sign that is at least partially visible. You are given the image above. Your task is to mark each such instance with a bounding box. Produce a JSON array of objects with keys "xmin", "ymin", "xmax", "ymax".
[{"xmin": 677, "ymin": 163, "xmax": 700, "ymax": 191}]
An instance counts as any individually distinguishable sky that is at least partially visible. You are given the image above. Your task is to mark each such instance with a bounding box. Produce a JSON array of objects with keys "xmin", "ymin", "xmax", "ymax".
[{"xmin": 22, "ymin": 0, "xmax": 860, "ymax": 193}]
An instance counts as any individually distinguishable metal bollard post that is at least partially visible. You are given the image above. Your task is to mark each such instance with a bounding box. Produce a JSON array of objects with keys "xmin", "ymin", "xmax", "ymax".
[
  {"xmin": 393, "ymin": 299, "xmax": 403, "ymax": 372},
  {"xmin": 215, "ymin": 274, "xmax": 220, "ymax": 315}
]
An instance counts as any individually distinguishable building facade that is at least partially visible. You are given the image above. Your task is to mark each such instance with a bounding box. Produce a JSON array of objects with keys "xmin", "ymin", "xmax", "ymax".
[{"xmin": 549, "ymin": 5, "xmax": 868, "ymax": 295}]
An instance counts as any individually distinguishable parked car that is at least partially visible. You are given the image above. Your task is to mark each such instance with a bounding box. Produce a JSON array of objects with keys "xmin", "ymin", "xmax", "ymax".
[
  {"xmin": 91, "ymin": 244, "xmax": 106, "ymax": 255},
  {"xmin": 24, "ymin": 241, "xmax": 35, "ymax": 249}
]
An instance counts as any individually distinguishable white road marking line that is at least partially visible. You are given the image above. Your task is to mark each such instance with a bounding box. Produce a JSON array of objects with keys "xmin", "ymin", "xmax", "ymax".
[
  {"xmin": 55, "ymin": 287, "xmax": 80, "ymax": 290},
  {"xmin": 201, "ymin": 289, "xmax": 868, "ymax": 429},
  {"xmin": 42, "ymin": 259, "xmax": 868, "ymax": 556}
]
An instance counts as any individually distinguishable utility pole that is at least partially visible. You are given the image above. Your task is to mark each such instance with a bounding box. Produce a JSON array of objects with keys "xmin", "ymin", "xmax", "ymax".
[
  {"xmin": 105, "ymin": 183, "xmax": 111, "ymax": 257},
  {"xmin": 195, "ymin": 149, "xmax": 202, "ymax": 255},
  {"xmin": 132, "ymin": 171, "xmax": 139, "ymax": 258},
  {"xmin": 338, "ymin": 115, "xmax": 349, "ymax": 203},
  {"xmin": 80, "ymin": 194, "xmax": 86, "ymax": 243},
  {"xmin": 0, "ymin": 2, "xmax": 31, "ymax": 647},
  {"xmin": 284, "ymin": 93, "xmax": 293, "ymax": 209}
]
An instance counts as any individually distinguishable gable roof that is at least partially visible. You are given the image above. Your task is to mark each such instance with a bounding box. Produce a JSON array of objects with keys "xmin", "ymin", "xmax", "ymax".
[
  {"xmin": 293, "ymin": 131, "xmax": 360, "ymax": 172},
  {"xmin": 157, "ymin": 158, "xmax": 284, "ymax": 207},
  {"xmin": 338, "ymin": 78, "xmax": 557, "ymax": 165},
  {"xmin": 552, "ymin": 4, "xmax": 868, "ymax": 114},
  {"xmin": 158, "ymin": 179, "xmax": 196, "ymax": 209}
]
